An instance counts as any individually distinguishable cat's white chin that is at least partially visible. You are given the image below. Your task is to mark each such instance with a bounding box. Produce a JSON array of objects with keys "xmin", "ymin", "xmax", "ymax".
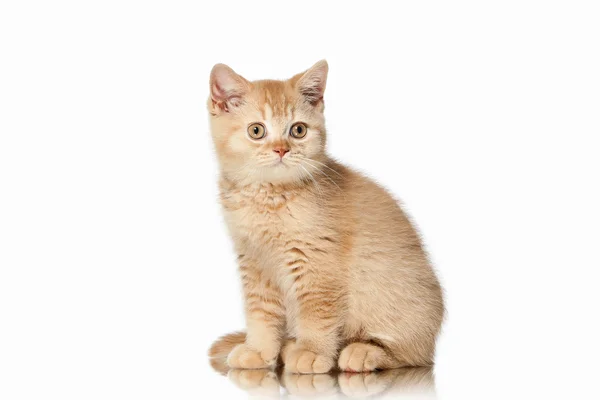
[
  {"xmin": 257, "ymin": 165, "xmax": 302, "ymax": 185},
  {"xmin": 225, "ymin": 164, "xmax": 304, "ymax": 186}
]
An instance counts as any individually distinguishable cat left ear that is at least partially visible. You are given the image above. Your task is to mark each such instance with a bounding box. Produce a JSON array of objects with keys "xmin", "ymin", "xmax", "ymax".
[
  {"xmin": 209, "ymin": 63, "xmax": 249, "ymax": 112},
  {"xmin": 293, "ymin": 60, "xmax": 328, "ymax": 105}
]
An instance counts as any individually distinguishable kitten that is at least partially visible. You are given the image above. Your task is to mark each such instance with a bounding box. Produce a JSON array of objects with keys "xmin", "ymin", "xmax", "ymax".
[{"xmin": 207, "ymin": 60, "xmax": 444, "ymax": 374}]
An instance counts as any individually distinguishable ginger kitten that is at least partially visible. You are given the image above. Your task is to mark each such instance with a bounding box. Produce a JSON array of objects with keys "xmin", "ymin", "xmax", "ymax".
[{"xmin": 207, "ymin": 60, "xmax": 444, "ymax": 374}]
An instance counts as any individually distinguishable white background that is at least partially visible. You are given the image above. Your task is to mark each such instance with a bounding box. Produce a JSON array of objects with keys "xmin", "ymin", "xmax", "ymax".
[{"xmin": 1, "ymin": 1, "xmax": 599, "ymax": 399}]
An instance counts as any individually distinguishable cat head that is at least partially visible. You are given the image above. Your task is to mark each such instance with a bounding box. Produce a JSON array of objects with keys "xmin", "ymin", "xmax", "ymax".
[{"xmin": 207, "ymin": 61, "xmax": 329, "ymax": 185}]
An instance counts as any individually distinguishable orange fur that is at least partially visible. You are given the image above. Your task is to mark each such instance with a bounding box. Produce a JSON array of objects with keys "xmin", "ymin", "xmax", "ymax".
[
  {"xmin": 207, "ymin": 61, "xmax": 444, "ymax": 373},
  {"xmin": 208, "ymin": 331, "xmax": 246, "ymax": 358}
]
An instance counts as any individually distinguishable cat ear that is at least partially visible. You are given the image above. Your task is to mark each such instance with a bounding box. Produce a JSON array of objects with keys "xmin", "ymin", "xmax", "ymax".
[
  {"xmin": 293, "ymin": 60, "xmax": 328, "ymax": 105},
  {"xmin": 209, "ymin": 64, "xmax": 249, "ymax": 112}
]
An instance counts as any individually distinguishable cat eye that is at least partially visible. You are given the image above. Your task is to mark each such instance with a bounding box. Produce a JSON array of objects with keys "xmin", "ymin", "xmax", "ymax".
[
  {"xmin": 290, "ymin": 122, "xmax": 308, "ymax": 139},
  {"xmin": 247, "ymin": 123, "xmax": 266, "ymax": 140}
]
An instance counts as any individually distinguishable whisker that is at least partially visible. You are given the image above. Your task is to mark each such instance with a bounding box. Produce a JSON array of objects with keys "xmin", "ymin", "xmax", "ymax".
[
  {"xmin": 305, "ymin": 158, "xmax": 344, "ymax": 178},
  {"xmin": 299, "ymin": 164, "xmax": 324, "ymax": 199},
  {"xmin": 301, "ymin": 159, "xmax": 344, "ymax": 194}
]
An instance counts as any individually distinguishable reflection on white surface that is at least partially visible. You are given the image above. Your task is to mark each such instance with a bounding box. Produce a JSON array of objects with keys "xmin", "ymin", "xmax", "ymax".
[{"xmin": 210, "ymin": 357, "xmax": 436, "ymax": 399}]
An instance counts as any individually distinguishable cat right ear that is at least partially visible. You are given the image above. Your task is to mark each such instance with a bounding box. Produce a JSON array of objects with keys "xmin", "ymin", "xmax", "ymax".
[
  {"xmin": 209, "ymin": 64, "xmax": 249, "ymax": 113},
  {"xmin": 293, "ymin": 60, "xmax": 328, "ymax": 105}
]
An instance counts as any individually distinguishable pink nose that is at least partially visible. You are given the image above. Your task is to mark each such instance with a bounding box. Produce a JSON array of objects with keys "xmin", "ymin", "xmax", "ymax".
[{"xmin": 273, "ymin": 147, "xmax": 290, "ymax": 158}]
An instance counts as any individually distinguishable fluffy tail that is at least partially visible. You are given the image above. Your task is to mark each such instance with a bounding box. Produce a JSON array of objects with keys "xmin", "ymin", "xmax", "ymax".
[{"xmin": 208, "ymin": 331, "xmax": 246, "ymax": 358}]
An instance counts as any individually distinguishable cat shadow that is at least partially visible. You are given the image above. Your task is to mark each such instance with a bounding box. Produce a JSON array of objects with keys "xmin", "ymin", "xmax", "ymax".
[{"xmin": 210, "ymin": 357, "xmax": 437, "ymax": 399}]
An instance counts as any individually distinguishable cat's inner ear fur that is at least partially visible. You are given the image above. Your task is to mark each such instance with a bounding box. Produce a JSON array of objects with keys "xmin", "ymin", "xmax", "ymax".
[
  {"xmin": 293, "ymin": 60, "xmax": 329, "ymax": 105},
  {"xmin": 209, "ymin": 63, "xmax": 249, "ymax": 113}
]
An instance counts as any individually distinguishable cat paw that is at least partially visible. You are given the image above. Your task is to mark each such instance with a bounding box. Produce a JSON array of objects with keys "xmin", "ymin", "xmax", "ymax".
[
  {"xmin": 281, "ymin": 373, "xmax": 337, "ymax": 396},
  {"xmin": 228, "ymin": 369, "xmax": 280, "ymax": 396},
  {"xmin": 282, "ymin": 344, "xmax": 335, "ymax": 374},
  {"xmin": 338, "ymin": 372, "xmax": 389, "ymax": 397},
  {"xmin": 338, "ymin": 342, "xmax": 388, "ymax": 372},
  {"xmin": 226, "ymin": 343, "xmax": 278, "ymax": 369}
]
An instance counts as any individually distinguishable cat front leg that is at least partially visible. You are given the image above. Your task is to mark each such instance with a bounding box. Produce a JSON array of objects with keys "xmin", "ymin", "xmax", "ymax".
[
  {"xmin": 282, "ymin": 250, "xmax": 343, "ymax": 374},
  {"xmin": 227, "ymin": 255, "xmax": 285, "ymax": 369}
]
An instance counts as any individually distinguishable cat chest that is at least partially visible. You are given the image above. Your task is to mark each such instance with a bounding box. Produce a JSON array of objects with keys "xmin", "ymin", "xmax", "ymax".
[
  {"xmin": 224, "ymin": 204, "xmax": 302, "ymax": 252},
  {"xmin": 222, "ymin": 195, "xmax": 320, "ymax": 270}
]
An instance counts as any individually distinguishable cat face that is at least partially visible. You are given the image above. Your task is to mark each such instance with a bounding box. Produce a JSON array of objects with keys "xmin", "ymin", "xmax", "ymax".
[{"xmin": 208, "ymin": 61, "xmax": 329, "ymax": 185}]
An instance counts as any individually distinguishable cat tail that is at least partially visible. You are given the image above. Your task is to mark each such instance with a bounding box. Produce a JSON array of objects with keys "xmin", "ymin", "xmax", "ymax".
[{"xmin": 208, "ymin": 331, "xmax": 246, "ymax": 358}]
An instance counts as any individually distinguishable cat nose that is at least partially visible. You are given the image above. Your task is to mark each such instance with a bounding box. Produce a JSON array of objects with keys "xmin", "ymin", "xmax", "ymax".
[{"xmin": 273, "ymin": 147, "xmax": 290, "ymax": 158}]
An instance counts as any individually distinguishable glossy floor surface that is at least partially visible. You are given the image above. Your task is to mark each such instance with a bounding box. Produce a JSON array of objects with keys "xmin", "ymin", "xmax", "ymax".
[{"xmin": 209, "ymin": 357, "xmax": 436, "ymax": 399}]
